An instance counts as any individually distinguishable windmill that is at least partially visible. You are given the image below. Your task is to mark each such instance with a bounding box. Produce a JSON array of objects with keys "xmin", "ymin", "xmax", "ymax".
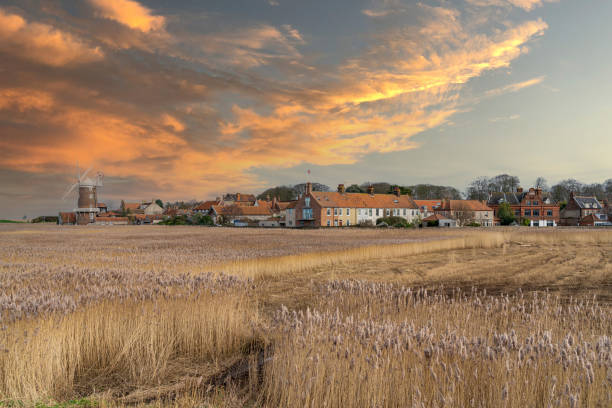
[{"xmin": 62, "ymin": 164, "xmax": 104, "ymax": 225}]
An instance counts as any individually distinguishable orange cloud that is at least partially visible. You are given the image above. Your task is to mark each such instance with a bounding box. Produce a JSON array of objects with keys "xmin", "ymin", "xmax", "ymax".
[
  {"xmin": 466, "ymin": 0, "xmax": 559, "ymax": 11},
  {"xmin": 0, "ymin": 89, "xmax": 54, "ymax": 112},
  {"xmin": 485, "ymin": 76, "xmax": 545, "ymax": 97},
  {"xmin": 0, "ymin": 9, "xmax": 103, "ymax": 66},
  {"xmin": 89, "ymin": 0, "xmax": 165, "ymax": 32}
]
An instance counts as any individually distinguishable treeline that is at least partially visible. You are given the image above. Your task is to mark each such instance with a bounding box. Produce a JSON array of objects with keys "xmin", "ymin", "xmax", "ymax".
[
  {"xmin": 257, "ymin": 182, "xmax": 462, "ymax": 200},
  {"xmin": 466, "ymin": 174, "xmax": 612, "ymax": 203}
]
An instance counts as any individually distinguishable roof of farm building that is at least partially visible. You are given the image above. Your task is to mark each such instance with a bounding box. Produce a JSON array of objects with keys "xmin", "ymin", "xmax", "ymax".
[
  {"xmin": 422, "ymin": 213, "xmax": 451, "ymax": 221},
  {"xmin": 438, "ymin": 200, "xmax": 492, "ymax": 212},
  {"xmin": 212, "ymin": 204, "xmax": 273, "ymax": 216},
  {"xmin": 193, "ymin": 200, "xmax": 221, "ymax": 211},
  {"xmin": 414, "ymin": 200, "xmax": 442, "ymax": 210},
  {"xmin": 310, "ymin": 192, "xmax": 418, "ymax": 209}
]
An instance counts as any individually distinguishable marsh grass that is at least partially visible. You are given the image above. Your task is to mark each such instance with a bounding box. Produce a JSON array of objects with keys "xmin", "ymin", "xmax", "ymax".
[{"xmin": 0, "ymin": 226, "xmax": 610, "ymax": 406}]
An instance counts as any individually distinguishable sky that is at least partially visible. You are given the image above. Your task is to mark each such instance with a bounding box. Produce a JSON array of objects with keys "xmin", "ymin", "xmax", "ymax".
[{"xmin": 0, "ymin": 0, "xmax": 610, "ymax": 218}]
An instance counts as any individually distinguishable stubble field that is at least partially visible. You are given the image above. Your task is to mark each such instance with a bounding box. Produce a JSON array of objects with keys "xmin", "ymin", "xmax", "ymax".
[{"xmin": 0, "ymin": 225, "xmax": 611, "ymax": 407}]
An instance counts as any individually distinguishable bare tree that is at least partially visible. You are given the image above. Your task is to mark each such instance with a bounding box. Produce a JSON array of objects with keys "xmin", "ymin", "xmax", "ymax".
[
  {"xmin": 454, "ymin": 210, "xmax": 476, "ymax": 226},
  {"xmin": 466, "ymin": 177, "xmax": 490, "ymax": 200},
  {"xmin": 534, "ymin": 177, "xmax": 549, "ymax": 191}
]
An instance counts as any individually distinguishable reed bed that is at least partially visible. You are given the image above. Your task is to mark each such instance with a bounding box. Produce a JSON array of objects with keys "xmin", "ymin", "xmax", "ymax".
[
  {"xmin": 0, "ymin": 289, "xmax": 260, "ymax": 404},
  {"xmin": 263, "ymin": 281, "xmax": 612, "ymax": 407},
  {"xmin": 0, "ymin": 225, "xmax": 610, "ymax": 406}
]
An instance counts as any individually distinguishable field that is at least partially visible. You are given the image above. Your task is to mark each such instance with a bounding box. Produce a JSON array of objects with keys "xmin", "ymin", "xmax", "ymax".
[{"xmin": 0, "ymin": 225, "xmax": 611, "ymax": 407}]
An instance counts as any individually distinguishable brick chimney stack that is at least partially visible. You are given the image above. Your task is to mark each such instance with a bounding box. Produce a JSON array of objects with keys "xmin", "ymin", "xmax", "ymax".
[
  {"xmin": 236, "ymin": 193, "xmax": 241, "ymax": 201},
  {"xmin": 393, "ymin": 186, "xmax": 401, "ymax": 197},
  {"xmin": 306, "ymin": 182, "xmax": 312, "ymax": 195},
  {"xmin": 367, "ymin": 185, "xmax": 374, "ymax": 195},
  {"xmin": 337, "ymin": 184, "xmax": 345, "ymax": 194}
]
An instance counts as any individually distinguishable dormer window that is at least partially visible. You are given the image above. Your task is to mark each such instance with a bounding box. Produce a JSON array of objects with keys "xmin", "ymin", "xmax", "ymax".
[{"xmin": 305, "ymin": 197, "xmax": 310, "ymax": 207}]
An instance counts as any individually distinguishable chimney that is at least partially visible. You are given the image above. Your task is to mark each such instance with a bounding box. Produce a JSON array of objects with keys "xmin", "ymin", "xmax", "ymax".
[
  {"xmin": 236, "ymin": 193, "xmax": 241, "ymax": 201},
  {"xmin": 367, "ymin": 185, "xmax": 374, "ymax": 195},
  {"xmin": 517, "ymin": 187, "xmax": 523, "ymax": 193},
  {"xmin": 393, "ymin": 186, "xmax": 401, "ymax": 197},
  {"xmin": 337, "ymin": 184, "xmax": 345, "ymax": 194},
  {"xmin": 306, "ymin": 182, "xmax": 312, "ymax": 195},
  {"xmin": 569, "ymin": 191, "xmax": 575, "ymax": 199},
  {"xmin": 536, "ymin": 187, "xmax": 542, "ymax": 196}
]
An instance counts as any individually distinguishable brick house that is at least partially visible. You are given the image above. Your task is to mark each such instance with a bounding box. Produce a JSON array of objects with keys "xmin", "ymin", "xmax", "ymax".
[
  {"xmin": 435, "ymin": 199, "xmax": 494, "ymax": 226},
  {"xmin": 288, "ymin": 182, "xmax": 420, "ymax": 227},
  {"xmin": 488, "ymin": 187, "xmax": 559, "ymax": 227},
  {"xmin": 559, "ymin": 192, "xmax": 604, "ymax": 226}
]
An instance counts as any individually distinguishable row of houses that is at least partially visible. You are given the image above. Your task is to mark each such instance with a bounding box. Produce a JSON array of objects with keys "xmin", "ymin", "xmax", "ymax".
[{"xmin": 59, "ymin": 183, "xmax": 611, "ymax": 228}]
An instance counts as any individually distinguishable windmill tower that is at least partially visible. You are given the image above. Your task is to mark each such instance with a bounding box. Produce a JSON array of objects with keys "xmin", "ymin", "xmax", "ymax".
[{"xmin": 63, "ymin": 164, "xmax": 104, "ymax": 225}]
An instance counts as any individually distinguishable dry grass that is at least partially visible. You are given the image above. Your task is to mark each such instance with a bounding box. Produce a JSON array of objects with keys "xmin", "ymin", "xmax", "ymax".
[{"xmin": 0, "ymin": 225, "xmax": 610, "ymax": 406}]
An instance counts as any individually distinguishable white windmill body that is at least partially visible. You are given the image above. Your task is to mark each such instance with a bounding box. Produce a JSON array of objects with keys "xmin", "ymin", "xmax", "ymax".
[{"xmin": 63, "ymin": 165, "xmax": 104, "ymax": 225}]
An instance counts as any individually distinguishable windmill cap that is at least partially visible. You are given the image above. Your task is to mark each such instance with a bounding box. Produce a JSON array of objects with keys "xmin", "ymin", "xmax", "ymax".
[{"xmin": 80, "ymin": 177, "xmax": 95, "ymax": 186}]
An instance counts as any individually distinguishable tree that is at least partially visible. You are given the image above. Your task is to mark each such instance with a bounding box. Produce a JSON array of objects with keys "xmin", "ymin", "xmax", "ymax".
[
  {"xmin": 454, "ymin": 210, "xmax": 476, "ymax": 227},
  {"xmin": 497, "ymin": 202, "xmax": 515, "ymax": 225},
  {"xmin": 466, "ymin": 177, "xmax": 490, "ymax": 200},
  {"xmin": 293, "ymin": 182, "xmax": 330, "ymax": 195},
  {"xmin": 489, "ymin": 174, "xmax": 521, "ymax": 192},
  {"xmin": 360, "ymin": 182, "xmax": 391, "ymax": 194},
  {"xmin": 257, "ymin": 186, "xmax": 297, "ymax": 201},
  {"xmin": 346, "ymin": 184, "xmax": 363, "ymax": 193},
  {"xmin": 410, "ymin": 184, "xmax": 462, "ymax": 199},
  {"xmin": 534, "ymin": 177, "xmax": 549, "ymax": 191},
  {"xmin": 550, "ymin": 179, "xmax": 584, "ymax": 202},
  {"xmin": 155, "ymin": 199, "xmax": 164, "ymax": 208}
]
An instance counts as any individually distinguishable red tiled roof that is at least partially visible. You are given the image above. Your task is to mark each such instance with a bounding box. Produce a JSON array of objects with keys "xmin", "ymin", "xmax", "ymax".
[
  {"xmin": 310, "ymin": 192, "xmax": 418, "ymax": 209},
  {"xmin": 414, "ymin": 200, "xmax": 442, "ymax": 210},
  {"xmin": 422, "ymin": 213, "xmax": 450, "ymax": 221},
  {"xmin": 212, "ymin": 204, "xmax": 273, "ymax": 217},
  {"xmin": 438, "ymin": 200, "xmax": 492, "ymax": 212},
  {"xmin": 193, "ymin": 200, "xmax": 220, "ymax": 211},
  {"xmin": 123, "ymin": 203, "xmax": 140, "ymax": 210}
]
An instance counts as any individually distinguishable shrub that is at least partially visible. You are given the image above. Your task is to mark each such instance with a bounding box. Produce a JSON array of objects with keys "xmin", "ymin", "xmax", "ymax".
[
  {"xmin": 521, "ymin": 218, "xmax": 531, "ymax": 226},
  {"xmin": 426, "ymin": 220, "xmax": 439, "ymax": 227},
  {"xmin": 376, "ymin": 216, "xmax": 410, "ymax": 228},
  {"xmin": 465, "ymin": 222, "xmax": 481, "ymax": 227}
]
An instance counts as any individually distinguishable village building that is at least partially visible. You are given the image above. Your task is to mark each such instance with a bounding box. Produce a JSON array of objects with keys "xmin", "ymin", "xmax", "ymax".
[
  {"xmin": 422, "ymin": 213, "xmax": 457, "ymax": 228},
  {"xmin": 209, "ymin": 203, "xmax": 273, "ymax": 226},
  {"xmin": 435, "ymin": 199, "xmax": 494, "ymax": 227},
  {"xmin": 222, "ymin": 193, "xmax": 257, "ymax": 206},
  {"xmin": 288, "ymin": 183, "xmax": 420, "ymax": 228},
  {"xmin": 578, "ymin": 213, "xmax": 611, "ymax": 227},
  {"xmin": 96, "ymin": 203, "xmax": 108, "ymax": 214},
  {"xmin": 487, "ymin": 187, "xmax": 559, "ymax": 227},
  {"xmin": 143, "ymin": 202, "xmax": 163, "ymax": 215},
  {"xmin": 414, "ymin": 200, "xmax": 442, "ymax": 218},
  {"xmin": 559, "ymin": 192, "xmax": 604, "ymax": 226}
]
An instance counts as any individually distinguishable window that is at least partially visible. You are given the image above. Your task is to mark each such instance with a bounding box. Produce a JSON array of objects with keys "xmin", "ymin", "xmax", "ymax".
[
  {"xmin": 547, "ymin": 221, "xmax": 554, "ymax": 227},
  {"xmin": 327, "ymin": 220, "xmax": 330, "ymax": 226},
  {"xmin": 547, "ymin": 210, "xmax": 553, "ymax": 217},
  {"xmin": 339, "ymin": 208, "xmax": 343, "ymax": 216},
  {"xmin": 305, "ymin": 197, "xmax": 310, "ymax": 207},
  {"xmin": 347, "ymin": 208, "xmax": 350, "ymax": 216},
  {"xmin": 369, "ymin": 209, "xmax": 372, "ymax": 216},
  {"xmin": 533, "ymin": 210, "xmax": 540, "ymax": 216},
  {"xmin": 403, "ymin": 209, "xmax": 407, "ymax": 216},
  {"xmin": 334, "ymin": 208, "xmax": 338, "ymax": 216},
  {"xmin": 327, "ymin": 208, "xmax": 331, "ymax": 216},
  {"xmin": 302, "ymin": 208, "xmax": 313, "ymax": 219},
  {"xmin": 376, "ymin": 209, "xmax": 379, "ymax": 216},
  {"xmin": 334, "ymin": 220, "xmax": 338, "ymax": 226},
  {"xmin": 524, "ymin": 210, "xmax": 531, "ymax": 216},
  {"xmin": 533, "ymin": 201, "xmax": 538, "ymax": 206},
  {"xmin": 393, "ymin": 209, "xmax": 397, "ymax": 216},
  {"xmin": 514, "ymin": 210, "xmax": 520, "ymax": 216},
  {"xmin": 386, "ymin": 209, "xmax": 390, "ymax": 216},
  {"xmin": 527, "ymin": 201, "xmax": 531, "ymax": 206}
]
